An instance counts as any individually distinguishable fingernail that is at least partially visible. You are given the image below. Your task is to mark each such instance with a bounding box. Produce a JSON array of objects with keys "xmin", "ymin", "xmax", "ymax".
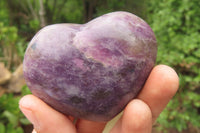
[
  {"xmin": 19, "ymin": 96, "xmax": 40, "ymax": 130},
  {"xmin": 32, "ymin": 129, "xmax": 37, "ymax": 133}
]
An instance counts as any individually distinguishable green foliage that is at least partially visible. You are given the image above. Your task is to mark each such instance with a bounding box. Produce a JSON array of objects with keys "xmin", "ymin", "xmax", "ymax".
[
  {"xmin": 96, "ymin": 0, "xmax": 147, "ymax": 19},
  {"xmin": 0, "ymin": 86, "xmax": 31, "ymax": 133},
  {"xmin": 0, "ymin": 22, "xmax": 27, "ymax": 69},
  {"xmin": 28, "ymin": 19, "xmax": 40, "ymax": 31},
  {"xmin": 0, "ymin": 0, "xmax": 10, "ymax": 25},
  {"xmin": 148, "ymin": 0, "xmax": 200, "ymax": 132},
  {"xmin": 50, "ymin": 0, "xmax": 84, "ymax": 23},
  {"xmin": 0, "ymin": 0, "xmax": 28, "ymax": 68},
  {"xmin": 0, "ymin": 23, "xmax": 18, "ymax": 46},
  {"xmin": 157, "ymin": 91, "xmax": 200, "ymax": 132}
]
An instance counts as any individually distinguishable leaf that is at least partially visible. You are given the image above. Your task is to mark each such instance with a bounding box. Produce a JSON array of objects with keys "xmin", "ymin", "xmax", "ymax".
[
  {"xmin": 2, "ymin": 111, "xmax": 18, "ymax": 127},
  {"xmin": 15, "ymin": 127, "xmax": 24, "ymax": 133},
  {"xmin": 20, "ymin": 118, "xmax": 31, "ymax": 125},
  {"xmin": 0, "ymin": 123, "xmax": 5, "ymax": 133}
]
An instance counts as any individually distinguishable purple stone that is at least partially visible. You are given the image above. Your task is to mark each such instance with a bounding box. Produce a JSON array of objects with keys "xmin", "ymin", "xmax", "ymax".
[{"xmin": 23, "ymin": 11, "xmax": 157, "ymax": 122}]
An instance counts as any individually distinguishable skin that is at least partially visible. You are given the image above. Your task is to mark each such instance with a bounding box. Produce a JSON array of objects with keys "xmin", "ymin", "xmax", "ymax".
[{"xmin": 19, "ymin": 65, "xmax": 179, "ymax": 133}]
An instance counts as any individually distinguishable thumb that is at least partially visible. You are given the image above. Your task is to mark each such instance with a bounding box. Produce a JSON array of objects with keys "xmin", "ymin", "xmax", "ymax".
[{"xmin": 19, "ymin": 94, "xmax": 76, "ymax": 133}]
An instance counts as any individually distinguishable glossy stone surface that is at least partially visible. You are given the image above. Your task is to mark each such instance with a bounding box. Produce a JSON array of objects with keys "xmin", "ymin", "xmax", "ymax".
[{"xmin": 23, "ymin": 11, "xmax": 157, "ymax": 122}]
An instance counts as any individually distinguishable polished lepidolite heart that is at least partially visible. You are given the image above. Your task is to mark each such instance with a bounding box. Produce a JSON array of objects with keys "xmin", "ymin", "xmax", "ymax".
[{"xmin": 23, "ymin": 11, "xmax": 157, "ymax": 122}]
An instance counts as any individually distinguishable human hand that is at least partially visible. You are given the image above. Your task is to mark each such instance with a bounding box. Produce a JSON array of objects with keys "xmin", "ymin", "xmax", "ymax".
[{"xmin": 19, "ymin": 65, "xmax": 179, "ymax": 133}]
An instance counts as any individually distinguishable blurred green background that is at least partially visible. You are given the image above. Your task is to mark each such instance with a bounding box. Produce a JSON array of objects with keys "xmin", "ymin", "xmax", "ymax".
[{"xmin": 0, "ymin": 0, "xmax": 199, "ymax": 133}]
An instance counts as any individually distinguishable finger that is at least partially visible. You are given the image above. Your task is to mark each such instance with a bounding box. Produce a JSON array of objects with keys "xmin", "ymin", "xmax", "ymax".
[
  {"xmin": 110, "ymin": 99, "xmax": 152, "ymax": 133},
  {"xmin": 138, "ymin": 65, "xmax": 179, "ymax": 122},
  {"xmin": 19, "ymin": 94, "xmax": 76, "ymax": 133},
  {"xmin": 76, "ymin": 119, "xmax": 107, "ymax": 133}
]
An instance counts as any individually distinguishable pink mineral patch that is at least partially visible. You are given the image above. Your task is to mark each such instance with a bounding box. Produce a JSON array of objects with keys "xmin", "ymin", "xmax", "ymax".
[{"xmin": 73, "ymin": 58, "xmax": 85, "ymax": 70}]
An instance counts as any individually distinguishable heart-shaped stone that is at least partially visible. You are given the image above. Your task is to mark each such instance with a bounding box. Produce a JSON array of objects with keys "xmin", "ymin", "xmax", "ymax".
[{"xmin": 23, "ymin": 11, "xmax": 157, "ymax": 122}]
